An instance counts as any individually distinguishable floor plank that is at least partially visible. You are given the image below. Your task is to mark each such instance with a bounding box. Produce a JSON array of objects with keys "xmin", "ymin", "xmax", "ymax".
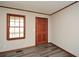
[{"xmin": 0, "ymin": 43, "xmax": 74, "ymax": 57}]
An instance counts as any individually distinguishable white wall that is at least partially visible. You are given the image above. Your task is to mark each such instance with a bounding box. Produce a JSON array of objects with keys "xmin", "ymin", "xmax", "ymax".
[
  {"xmin": 50, "ymin": 2, "xmax": 79, "ymax": 56},
  {"xmin": 0, "ymin": 7, "xmax": 51, "ymax": 52}
]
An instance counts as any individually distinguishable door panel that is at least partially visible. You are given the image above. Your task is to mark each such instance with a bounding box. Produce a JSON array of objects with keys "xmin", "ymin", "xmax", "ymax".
[{"xmin": 36, "ymin": 17, "xmax": 48, "ymax": 46}]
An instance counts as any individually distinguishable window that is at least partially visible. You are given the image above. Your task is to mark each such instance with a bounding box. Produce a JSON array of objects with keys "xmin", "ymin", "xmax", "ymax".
[{"xmin": 7, "ymin": 14, "xmax": 25, "ymax": 40}]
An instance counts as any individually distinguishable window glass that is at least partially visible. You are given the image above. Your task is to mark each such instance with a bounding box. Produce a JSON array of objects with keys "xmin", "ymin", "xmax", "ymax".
[{"xmin": 7, "ymin": 14, "xmax": 25, "ymax": 40}]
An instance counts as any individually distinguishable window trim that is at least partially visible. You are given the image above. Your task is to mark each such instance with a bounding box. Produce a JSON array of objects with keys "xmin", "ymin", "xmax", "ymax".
[{"xmin": 7, "ymin": 13, "xmax": 26, "ymax": 40}]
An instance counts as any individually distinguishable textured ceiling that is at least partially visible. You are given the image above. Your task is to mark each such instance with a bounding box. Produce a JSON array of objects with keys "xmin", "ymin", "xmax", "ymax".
[{"xmin": 0, "ymin": 1, "xmax": 74, "ymax": 14}]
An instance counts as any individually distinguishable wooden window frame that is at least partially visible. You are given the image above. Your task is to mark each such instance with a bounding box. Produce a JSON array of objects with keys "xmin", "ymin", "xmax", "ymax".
[{"xmin": 7, "ymin": 14, "xmax": 26, "ymax": 40}]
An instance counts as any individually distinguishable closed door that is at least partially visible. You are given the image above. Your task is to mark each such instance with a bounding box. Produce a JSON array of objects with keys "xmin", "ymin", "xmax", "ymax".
[{"xmin": 36, "ymin": 17, "xmax": 48, "ymax": 46}]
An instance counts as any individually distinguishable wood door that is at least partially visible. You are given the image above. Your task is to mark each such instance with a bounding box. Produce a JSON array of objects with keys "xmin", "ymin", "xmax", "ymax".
[{"xmin": 36, "ymin": 17, "xmax": 48, "ymax": 46}]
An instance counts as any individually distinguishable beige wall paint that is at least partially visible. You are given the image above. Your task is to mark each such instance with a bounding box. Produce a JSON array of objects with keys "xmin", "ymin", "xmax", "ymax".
[
  {"xmin": 0, "ymin": 7, "xmax": 51, "ymax": 52},
  {"xmin": 50, "ymin": 2, "xmax": 79, "ymax": 56}
]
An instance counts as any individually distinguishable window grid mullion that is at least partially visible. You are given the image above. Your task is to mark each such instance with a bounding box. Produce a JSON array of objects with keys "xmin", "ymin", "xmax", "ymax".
[{"xmin": 10, "ymin": 26, "xmax": 23, "ymax": 28}]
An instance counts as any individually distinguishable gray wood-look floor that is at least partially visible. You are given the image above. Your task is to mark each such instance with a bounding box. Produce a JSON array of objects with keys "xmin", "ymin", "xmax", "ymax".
[{"xmin": 0, "ymin": 43, "xmax": 74, "ymax": 57}]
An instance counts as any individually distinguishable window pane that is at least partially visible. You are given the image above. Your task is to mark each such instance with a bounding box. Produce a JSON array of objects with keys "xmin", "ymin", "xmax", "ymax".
[
  {"xmin": 9, "ymin": 34, "xmax": 13, "ymax": 38},
  {"xmin": 10, "ymin": 28, "xmax": 14, "ymax": 33},
  {"xmin": 15, "ymin": 34, "xmax": 19, "ymax": 37},
  {"xmin": 15, "ymin": 17, "xmax": 19, "ymax": 22},
  {"xmin": 20, "ymin": 23, "xmax": 24, "ymax": 26},
  {"xmin": 12, "ymin": 34, "xmax": 15, "ymax": 38},
  {"xmin": 10, "ymin": 16, "xmax": 15, "ymax": 22},
  {"xmin": 15, "ymin": 22, "xmax": 19, "ymax": 26},
  {"xmin": 15, "ymin": 28, "xmax": 19, "ymax": 32},
  {"xmin": 20, "ymin": 28, "xmax": 24, "ymax": 32},
  {"xmin": 20, "ymin": 17, "xmax": 24, "ymax": 23},
  {"xmin": 10, "ymin": 22, "xmax": 15, "ymax": 26},
  {"xmin": 20, "ymin": 33, "xmax": 24, "ymax": 37}
]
